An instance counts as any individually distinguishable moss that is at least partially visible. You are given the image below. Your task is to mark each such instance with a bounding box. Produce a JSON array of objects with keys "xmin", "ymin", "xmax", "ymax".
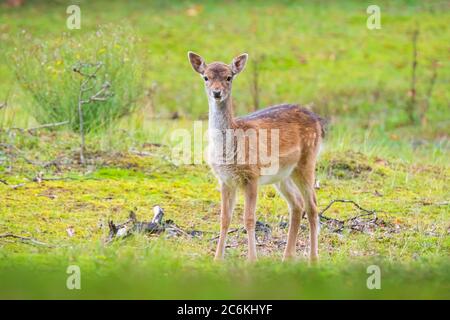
[{"xmin": 1, "ymin": 135, "xmax": 447, "ymax": 264}]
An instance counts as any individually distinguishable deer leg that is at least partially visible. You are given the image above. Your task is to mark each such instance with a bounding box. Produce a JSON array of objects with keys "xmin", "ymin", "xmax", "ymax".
[
  {"xmin": 244, "ymin": 180, "xmax": 258, "ymax": 261},
  {"xmin": 214, "ymin": 183, "xmax": 237, "ymax": 260},
  {"xmin": 274, "ymin": 178, "xmax": 304, "ymax": 261},
  {"xmin": 293, "ymin": 167, "xmax": 319, "ymax": 263}
]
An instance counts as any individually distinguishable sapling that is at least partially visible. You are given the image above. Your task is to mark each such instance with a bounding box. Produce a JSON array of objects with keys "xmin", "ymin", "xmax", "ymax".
[{"xmin": 72, "ymin": 62, "xmax": 113, "ymax": 164}]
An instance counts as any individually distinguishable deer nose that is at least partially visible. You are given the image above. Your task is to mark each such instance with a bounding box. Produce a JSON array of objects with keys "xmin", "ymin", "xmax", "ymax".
[{"xmin": 213, "ymin": 90, "xmax": 222, "ymax": 99}]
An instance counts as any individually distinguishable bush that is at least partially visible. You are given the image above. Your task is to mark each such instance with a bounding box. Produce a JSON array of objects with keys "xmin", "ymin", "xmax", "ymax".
[{"xmin": 11, "ymin": 24, "xmax": 144, "ymax": 132}]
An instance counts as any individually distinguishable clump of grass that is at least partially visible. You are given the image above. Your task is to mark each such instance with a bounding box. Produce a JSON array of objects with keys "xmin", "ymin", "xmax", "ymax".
[
  {"xmin": 1, "ymin": 238, "xmax": 449, "ymax": 299},
  {"xmin": 11, "ymin": 24, "xmax": 144, "ymax": 132}
]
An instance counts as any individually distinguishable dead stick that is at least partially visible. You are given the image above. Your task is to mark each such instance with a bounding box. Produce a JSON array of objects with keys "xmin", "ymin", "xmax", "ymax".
[
  {"xmin": 319, "ymin": 199, "xmax": 375, "ymax": 217},
  {"xmin": 10, "ymin": 183, "xmax": 25, "ymax": 190},
  {"xmin": 0, "ymin": 233, "xmax": 54, "ymax": 247},
  {"xmin": 407, "ymin": 27, "xmax": 419, "ymax": 124},
  {"xmin": 209, "ymin": 227, "xmax": 243, "ymax": 241},
  {"xmin": 26, "ymin": 120, "xmax": 69, "ymax": 132},
  {"xmin": 8, "ymin": 120, "xmax": 69, "ymax": 134},
  {"xmin": 319, "ymin": 199, "xmax": 378, "ymax": 232}
]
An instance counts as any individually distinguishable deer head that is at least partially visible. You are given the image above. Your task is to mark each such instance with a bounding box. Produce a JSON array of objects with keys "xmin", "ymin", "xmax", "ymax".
[{"xmin": 188, "ymin": 51, "xmax": 248, "ymax": 103}]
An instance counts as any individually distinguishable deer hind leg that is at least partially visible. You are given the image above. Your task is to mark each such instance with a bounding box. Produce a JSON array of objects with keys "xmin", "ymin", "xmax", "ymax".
[
  {"xmin": 243, "ymin": 180, "xmax": 258, "ymax": 261},
  {"xmin": 274, "ymin": 178, "xmax": 304, "ymax": 261},
  {"xmin": 292, "ymin": 160, "xmax": 320, "ymax": 263},
  {"xmin": 214, "ymin": 182, "xmax": 237, "ymax": 261}
]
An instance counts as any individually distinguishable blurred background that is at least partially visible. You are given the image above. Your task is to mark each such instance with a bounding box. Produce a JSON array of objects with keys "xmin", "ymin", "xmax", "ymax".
[
  {"xmin": 1, "ymin": 0, "xmax": 448, "ymax": 134},
  {"xmin": 0, "ymin": 0, "xmax": 449, "ymax": 299}
]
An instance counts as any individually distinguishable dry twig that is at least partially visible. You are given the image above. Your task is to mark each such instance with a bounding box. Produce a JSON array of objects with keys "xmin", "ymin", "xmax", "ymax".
[
  {"xmin": 0, "ymin": 233, "xmax": 54, "ymax": 247},
  {"xmin": 7, "ymin": 120, "xmax": 69, "ymax": 134},
  {"xmin": 319, "ymin": 199, "xmax": 375, "ymax": 217},
  {"xmin": 407, "ymin": 26, "xmax": 419, "ymax": 124},
  {"xmin": 318, "ymin": 199, "xmax": 389, "ymax": 233},
  {"xmin": 209, "ymin": 228, "xmax": 243, "ymax": 242}
]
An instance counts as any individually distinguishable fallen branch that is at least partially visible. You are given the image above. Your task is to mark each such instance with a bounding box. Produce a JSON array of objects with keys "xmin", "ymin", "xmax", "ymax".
[
  {"xmin": 320, "ymin": 199, "xmax": 375, "ymax": 218},
  {"xmin": 209, "ymin": 228, "xmax": 243, "ymax": 242},
  {"xmin": 27, "ymin": 172, "xmax": 80, "ymax": 183},
  {"xmin": 105, "ymin": 200, "xmax": 398, "ymax": 246},
  {"xmin": 5, "ymin": 175, "xmax": 103, "ymax": 190},
  {"xmin": 7, "ymin": 120, "xmax": 69, "ymax": 134},
  {"xmin": 0, "ymin": 233, "xmax": 54, "ymax": 247},
  {"xmin": 10, "ymin": 183, "xmax": 25, "ymax": 190},
  {"xmin": 106, "ymin": 206, "xmax": 190, "ymax": 243},
  {"xmin": 422, "ymin": 200, "xmax": 449, "ymax": 206},
  {"xmin": 318, "ymin": 199, "xmax": 392, "ymax": 233},
  {"xmin": 28, "ymin": 120, "xmax": 69, "ymax": 132}
]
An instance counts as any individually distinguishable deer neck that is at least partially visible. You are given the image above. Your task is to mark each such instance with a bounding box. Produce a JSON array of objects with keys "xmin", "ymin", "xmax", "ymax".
[{"xmin": 208, "ymin": 96, "xmax": 234, "ymax": 131}]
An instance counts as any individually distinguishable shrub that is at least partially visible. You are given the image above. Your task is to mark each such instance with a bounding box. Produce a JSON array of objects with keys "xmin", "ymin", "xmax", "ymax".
[{"xmin": 11, "ymin": 24, "xmax": 144, "ymax": 132}]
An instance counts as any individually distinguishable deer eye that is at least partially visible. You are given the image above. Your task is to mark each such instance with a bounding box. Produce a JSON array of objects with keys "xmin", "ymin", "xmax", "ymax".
[
  {"xmin": 203, "ymin": 76, "xmax": 208, "ymax": 81},
  {"xmin": 226, "ymin": 76, "xmax": 232, "ymax": 82}
]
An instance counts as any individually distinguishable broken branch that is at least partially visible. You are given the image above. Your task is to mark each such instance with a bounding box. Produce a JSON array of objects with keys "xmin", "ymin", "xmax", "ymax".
[
  {"xmin": 318, "ymin": 199, "xmax": 388, "ymax": 233},
  {"xmin": 209, "ymin": 228, "xmax": 243, "ymax": 241},
  {"xmin": 7, "ymin": 120, "xmax": 69, "ymax": 134},
  {"xmin": 0, "ymin": 233, "xmax": 54, "ymax": 247},
  {"xmin": 320, "ymin": 199, "xmax": 375, "ymax": 217}
]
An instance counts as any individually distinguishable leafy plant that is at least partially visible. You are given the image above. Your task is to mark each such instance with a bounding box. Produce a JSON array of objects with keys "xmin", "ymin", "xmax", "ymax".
[{"xmin": 11, "ymin": 24, "xmax": 144, "ymax": 132}]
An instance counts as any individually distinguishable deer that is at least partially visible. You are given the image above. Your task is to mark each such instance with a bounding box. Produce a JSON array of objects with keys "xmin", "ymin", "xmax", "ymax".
[{"xmin": 188, "ymin": 52, "xmax": 326, "ymax": 262}]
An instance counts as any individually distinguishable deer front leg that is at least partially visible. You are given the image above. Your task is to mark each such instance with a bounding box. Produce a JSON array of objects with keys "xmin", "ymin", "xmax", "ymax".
[
  {"xmin": 244, "ymin": 180, "xmax": 258, "ymax": 261},
  {"xmin": 214, "ymin": 183, "xmax": 237, "ymax": 261}
]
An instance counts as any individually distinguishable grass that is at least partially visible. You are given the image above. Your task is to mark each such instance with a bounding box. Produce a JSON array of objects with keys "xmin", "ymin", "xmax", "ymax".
[
  {"xmin": 1, "ymin": 241, "xmax": 449, "ymax": 299},
  {"xmin": 0, "ymin": 121, "xmax": 449, "ymax": 299},
  {"xmin": 9, "ymin": 24, "xmax": 144, "ymax": 131},
  {"xmin": 0, "ymin": 0, "xmax": 449, "ymax": 127},
  {"xmin": 0, "ymin": 0, "xmax": 449, "ymax": 299}
]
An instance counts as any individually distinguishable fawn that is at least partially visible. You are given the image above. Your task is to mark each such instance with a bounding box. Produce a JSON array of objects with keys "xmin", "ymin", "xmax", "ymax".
[{"xmin": 188, "ymin": 52, "xmax": 325, "ymax": 262}]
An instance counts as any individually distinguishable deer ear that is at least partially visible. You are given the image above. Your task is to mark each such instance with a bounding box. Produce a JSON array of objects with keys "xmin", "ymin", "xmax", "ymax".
[
  {"xmin": 188, "ymin": 51, "xmax": 206, "ymax": 74},
  {"xmin": 231, "ymin": 53, "xmax": 248, "ymax": 75}
]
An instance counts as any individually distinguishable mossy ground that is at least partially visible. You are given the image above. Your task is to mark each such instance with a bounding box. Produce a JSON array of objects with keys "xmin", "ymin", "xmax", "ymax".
[
  {"xmin": 1, "ymin": 121, "xmax": 448, "ymax": 299},
  {"xmin": 0, "ymin": 0, "xmax": 448, "ymax": 299}
]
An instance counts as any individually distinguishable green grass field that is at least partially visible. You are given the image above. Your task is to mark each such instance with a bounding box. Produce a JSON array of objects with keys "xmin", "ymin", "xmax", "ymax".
[{"xmin": 0, "ymin": 0, "xmax": 449, "ymax": 299}]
